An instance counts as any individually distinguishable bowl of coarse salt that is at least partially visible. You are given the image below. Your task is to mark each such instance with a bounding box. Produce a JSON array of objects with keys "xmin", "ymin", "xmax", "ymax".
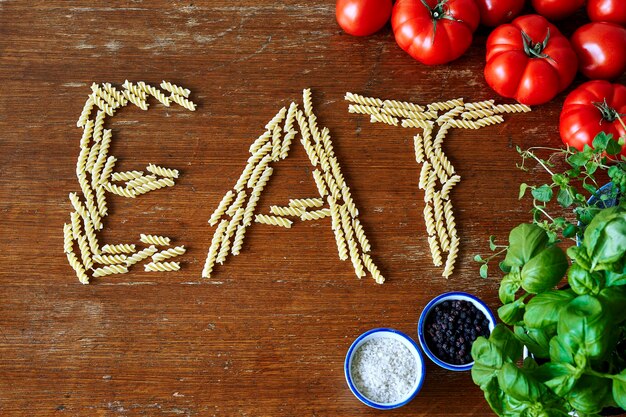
[{"xmin": 344, "ymin": 328, "xmax": 425, "ymax": 409}]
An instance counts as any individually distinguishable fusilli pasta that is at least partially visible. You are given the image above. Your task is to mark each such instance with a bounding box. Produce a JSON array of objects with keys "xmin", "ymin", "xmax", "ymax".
[
  {"xmin": 111, "ymin": 170, "xmax": 144, "ymax": 182},
  {"xmin": 146, "ymin": 163, "xmax": 179, "ymax": 179},
  {"xmin": 209, "ymin": 190, "xmax": 235, "ymax": 226},
  {"xmin": 288, "ymin": 198, "xmax": 324, "ymax": 209},
  {"xmin": 370, "ymin": 112, "xmax": 399, "ymax": 126},
  {"xmin": 102, "ymin": 243, "xmax": 136, "ymax": 254},
  {"xmin": 255, "ymin": 214, "xmax": 293, "ymax": 228},
  {"xmin": 202, "ymin": 219, "xmax": 228, "ymax": 278},
  {"xmin": 92, "ymin": 264, "xmax": 128, "ymax": 278},
  {"xmin": 345, "ymin": 92, "xmax": 383, "ymax": 107},
  {"xmin": 145, "ymin": 261, "xmax": 180, "ymax": 272},
  {"xmin": 152, "ymin": 245, "xmax": 186, "ymax": 262},
  {"xmin": 126, "ymin": 245, "xmax": 158, "ymax": 266},
  {"xmin": 139, "ymin": 234, "xmax": 171, "ymax": 246},
  {"xmin": 362, "ymin": 253, "xmax": 384, "ymax": 284},
  {"xmin": 77, "ymin": 96, "xmax": 94, "ymax": 127},
  {"xmin": 93, "ymin": 254, "xmax": 127, "ymax": 265},
  {"xmin": 269, "ymin": 206, "xmax": 305, "ymax": 217},
  {"xmin": 160, "ymin": 81, "xmax": 190, "ymax": 98},
  {"xmin": 169, "ymin": 93, "xmax": 196, "ymax": 111},
  {"xmin": 300, "ymin": 208, "xmax": 331, "ymax": 221}
]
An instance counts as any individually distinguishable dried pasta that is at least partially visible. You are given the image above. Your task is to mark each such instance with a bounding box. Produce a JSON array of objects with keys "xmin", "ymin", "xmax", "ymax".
[
  {"xmin": 427, "ymin": 98, "xmax": 464, "ymax": 112},
  {"xmin": 300, "ymin": 208, "xmax": 331, "ymax": 221},
  {"xmin": 464, "ymin": 100, "xmax": 494, "ymax": 111},
  {"xmin": 93, "ymin": 254, "xmax": 127, "ymax": 265},
  {"xmin": 102, "ymin": 243, "xmax": 136, "ymax": 254},
  {"xmin": 265, "ymin": 106, "xmax": 287, "ymax": 131},
  {"xmin": 423, "ymin": 203, "xmax": 437, "ymax": 236},
  {"xmin": 146, "ymin": 163, "xmax": 179, "ymax": 178},
  {"xmin": 370, "ymin": 112, "xmax": 399, "ymax": 126},
  {"xmin": 345, "ymin": 92, "xmax": 383, "ymax": 107},
  {"xmin": 202, "ymin": 219, "xmax": 228, "ymax": 278},
  {"xmin": 111, "ymin": 170, "xmax": 144, "ymax": 182},
  {"xmin": 441, "ymin": 174, "xmax": 461, "ymax": 200},
  {"xmin": 255, "ymin": 214, "xmax": 293, "ymax": 228},
  {"xmin": 288, "ymin": 198, "xmax": 324, "ymax": 209},
  {"xmin": 103, "ymin": 182, "xmax": 136, "ymax": 198},
  {"xmin": 428, "ymin": 235, "xmax": 443, "ymax": 267},
  {"xmin": 303, "ymin": 88, "xmax": 313, "ymax": 117},
  {"xmin": 145, "ymin": 261, "xmax": 180, "ymax": 272},
  {"xmin": 418, "ymin": 162, "xmax": 432, "ymax": 190},
  {"xmin": 169, "ymin": 93, "xmax": 196, "ymax": 111},
  {"xmin": 312, "ymin": 169, "xmax": 328, "ymax": 197},
  {"xmin": 91, "ymin": 93, "xmax": 116, "ymax": 116},
  {"xmin": 436, "ymin": 106, "xmax": 464, "ymax": 125},
  {"xmin": 492, "ymin": 103, "xmax": 531, "ymax": 113},
  {"xmin": 348, "ymin": 104, "xmax": 380, "ymax": 116},
  {"xmin": 443, "ymin": 235, "xmax": 460, "ymax": 278},
  {"xmin": 100, "ymin": 156, "xmax": 117, "ymax": 184},
  {"xmin": 138, "ymin": 82, "xmax": 171, "ymax": 107},
  {"xmin": 139, "ymin": 234, "xmax": 171, "ymax": 246},
  {"xmin": 160, "ymin": 81, "xmax": 190, "ymax": 98},
  {"xmin": 126, "ymin": 245, "xmax": 158, "ymax": 266},
  {"xmin": 91, "ymin": 83, "xmax": 119, "ymax": 108},
  {"xmin": 92, "ymin": 264, "xmax": 128, "ymax": 278},
  {"xmin": 284, "ymin": 102, "xmax": 298, "ymax": 133},
  {"xmin": 270, "ymin": 206, "xmax": 305, "ymax": 217},
  {"xmin": 152, "ymin": 245, "xmax": 186, "ymax": 262},
  {"xmin": 382, "ymin": 99, "xmax": 424, "ymax": 112},
  {"xmin": 209, "ymin": 190, "xmax": 235, "ymax": 226},
  {"xmin": 247, "ymin": 154, "xmax": 272, "ymax": 189},
  {"xmin": 63, "ymin": 223, "xmax": 74, "ymax": 253},
  {"xmin": 462, "ymin": 108, "xmax": 495, "ymax": 120},
  {"xmin": 402, "ymin": 118, "xmax": 434, "ymax": 129},
  {"xmin": 133, "ymin": 177, "xmax": 175, "ymax": 195},
  {"xmin": 352, "ymin": 217, "xmax": 371, "ymax": 253},
  {"xmin": 226, "ymin": 190, "xmax": 247, "ymax": 217},
  {"xmin": 67, "ymin": 252, "xmax": 90, "ymax": 284},
  {"xmin": 444, "ymin": 200, "xmax": 457, "ymax": 238},
  {"xmin": 77, "ymin": 96, "xmax": 94, "ymax": 127},
  {"xmin": 414, "ymin": 134, "xmax": 425, "ymax": 163},
  {"xmin": 362, "ymin": 253, "xmax": 384, "ymax": 284}
]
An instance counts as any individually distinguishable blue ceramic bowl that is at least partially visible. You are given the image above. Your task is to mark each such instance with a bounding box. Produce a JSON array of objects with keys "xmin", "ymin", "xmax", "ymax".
[
  {"xmin": 344, "ymin": 328, "xmax": 426, "ymax": 410},
  {"xmin": 417, "ymin": 292, "xmax": 496, "ymax": 372}
]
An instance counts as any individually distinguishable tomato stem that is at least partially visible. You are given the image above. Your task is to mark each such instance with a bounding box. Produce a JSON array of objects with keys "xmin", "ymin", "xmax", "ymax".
[
  {"xmin": 521, "ymin": 30, "xmax": 553, "ymax": 61},
  {"xmin": 419, "ymin": 0, "xmax": 462, "ymax": 40},
  {"xmin": 593, "ymin": 99, "xmax": 624, "ymax": 123}
]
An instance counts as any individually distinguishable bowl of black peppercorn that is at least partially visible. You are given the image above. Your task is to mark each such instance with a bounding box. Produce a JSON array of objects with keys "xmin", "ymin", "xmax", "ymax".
[{"xmin": 418, "ymin": 292, "xmax": 496, "ymax": 371}]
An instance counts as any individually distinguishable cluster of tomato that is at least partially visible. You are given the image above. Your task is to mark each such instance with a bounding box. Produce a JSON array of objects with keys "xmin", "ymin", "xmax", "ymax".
[{"xmin": 336, "ymin": 0, "xmax": 626, "ymax": 155}]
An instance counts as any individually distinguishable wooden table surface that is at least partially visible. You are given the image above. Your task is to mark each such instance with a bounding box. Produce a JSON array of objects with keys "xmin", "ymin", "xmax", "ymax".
[{"xmin": 1, "ymin": 2, "xmax": 624, "ymax": 416}]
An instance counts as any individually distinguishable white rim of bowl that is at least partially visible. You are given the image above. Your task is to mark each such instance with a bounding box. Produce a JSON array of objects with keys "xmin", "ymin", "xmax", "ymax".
[
  {"xmin": 344, "ymin": 328, "xmax": 426, "ymax": 409},
  {"xmin": 417, "ymin": 292, "xmax": 496, "ymax": 371}
]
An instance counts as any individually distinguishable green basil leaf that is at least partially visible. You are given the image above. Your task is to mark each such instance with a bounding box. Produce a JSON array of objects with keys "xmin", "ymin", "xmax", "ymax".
[
  {"xmin": 524, "ymin": 289, "xmax": 575, "ymax": 329},
  {"xmin": 568, "ymin": 263, "xmax": 603, "ymax": 295},
  {"xmin": 605, "ymin": 269, "xmax": 626, "ymax": 286},
  {"xmin": 489, "ymin": 235, "xmax": 497, "ymax": 251},
  {"xmin": 497, "ymin": 362, "xmax": 546, "ymax": 402},
  {"xmin": 532, "ymin": 185, "xmax": 553, "ymax": 202},
  {"xmin": 504, "ymin": 224, "xmax": 550, "ymax": 268},
  {"xmin": 549, "ymin": 334, "xmax": 575, "ymax": 365},
  {"xmin": 491, "ymin": 324, "xmax": 523, "ymax": 362},
  {"xmin": 521, "ymin": 246, "xmax": 569, "ymax": 294},
  {"xmin": 514, "ymin": 325, "xmax": 552, "ymax": 359},
  {"xmin": 498, "ymin": 299, "xmax": 525, "ymax": 325},
  {"xmin": 558, "ymin": 295, "xmax": 610, "ymax": 359},
  {"xmin": 586, "ymin": 213, "xmax": 626, "ymax": 270},
  {"xmin": 499, "ymin": 261, "xmax": 512, "ymax": 273},
  {"xmin": 568, "ymin": 375, "xmax": 612, "ymax": 415},
  {"xmin": 499, "ymin": 272, "xmax": 521, "ymax": 304},
  {"xmin": 481, "ymin": 378, "xmax": 506, "ymax": 415},
  {"xmin": 613, "ymin": 369, "xmax": 626, "ymax": 410},
  {"xmin": 597, "ymin": 286, "xmax": 626, "ymax": 324},
  {"xmin": 535, "ymin": 362, "xmax": 578, "ymax": 397},
  {"xmin": 473, "ymin": 254, "xmax": 483, "ymax": 262}
]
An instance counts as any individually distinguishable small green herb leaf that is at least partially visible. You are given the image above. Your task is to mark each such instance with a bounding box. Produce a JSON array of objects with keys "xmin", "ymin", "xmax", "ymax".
[
  {"xmin": 489, "ymin": 235, "xmax": 497, "ymax": 251},
  {"xmin": 531, "ymin": 185, "xmax": 553, "ymax": 203},
  {"xmin": 519, "ymin": 183, "xmax": 529, "ymax": 200},
  {"xmin": 613, "ymin": 369, "xmax": 626, "ymax": 410},
  {"xmin": 480, "ymin": 264, "xmax": 488, "ymax": 279}
]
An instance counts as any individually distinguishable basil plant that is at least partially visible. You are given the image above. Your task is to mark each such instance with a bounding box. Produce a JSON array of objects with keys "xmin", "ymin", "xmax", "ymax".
[{"xmin": 471, "ymin": 205, "xmax": 626, "ymax": 417}]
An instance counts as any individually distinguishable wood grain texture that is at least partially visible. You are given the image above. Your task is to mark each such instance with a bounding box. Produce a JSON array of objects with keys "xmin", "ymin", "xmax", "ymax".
[{"xmin": 1, "ymin": 2, "xmax": 624, "ymax": 416}]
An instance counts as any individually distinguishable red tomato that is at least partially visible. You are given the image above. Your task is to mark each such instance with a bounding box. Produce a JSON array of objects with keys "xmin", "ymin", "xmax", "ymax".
[
  {"xmin": 560, "ymin": 81, "xmax": 626, "ymax": 156},
  {"xmin": 571, "ymin": 22, "xmax": 626, "ymax": 80},
  {"xmin": 475, "ymin": 0, "xmax": 526, "ymax": 27},
  {"xmin": 531, "ymin": 0, "xmax": 585, "ymax": 21},
  {"xmin": 484, "ymin": 15, "xmax": 578, "ymax": 105},
  {"xmin": 391, "ymin": 0, "xmax": 480, "ymax": 65},
  {"xmin": 587, "ymin": 0, "xmax": 626, "ymax": 26},
  {"xmin": 336, "ymin": 0, "xmax": 393, "ymax": 36}
]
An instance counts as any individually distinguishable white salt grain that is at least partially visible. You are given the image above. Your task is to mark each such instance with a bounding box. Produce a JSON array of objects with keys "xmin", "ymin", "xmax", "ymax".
[{"xmin": 350, "ymin": 337, "xmax": 418, "ymax": 404}]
